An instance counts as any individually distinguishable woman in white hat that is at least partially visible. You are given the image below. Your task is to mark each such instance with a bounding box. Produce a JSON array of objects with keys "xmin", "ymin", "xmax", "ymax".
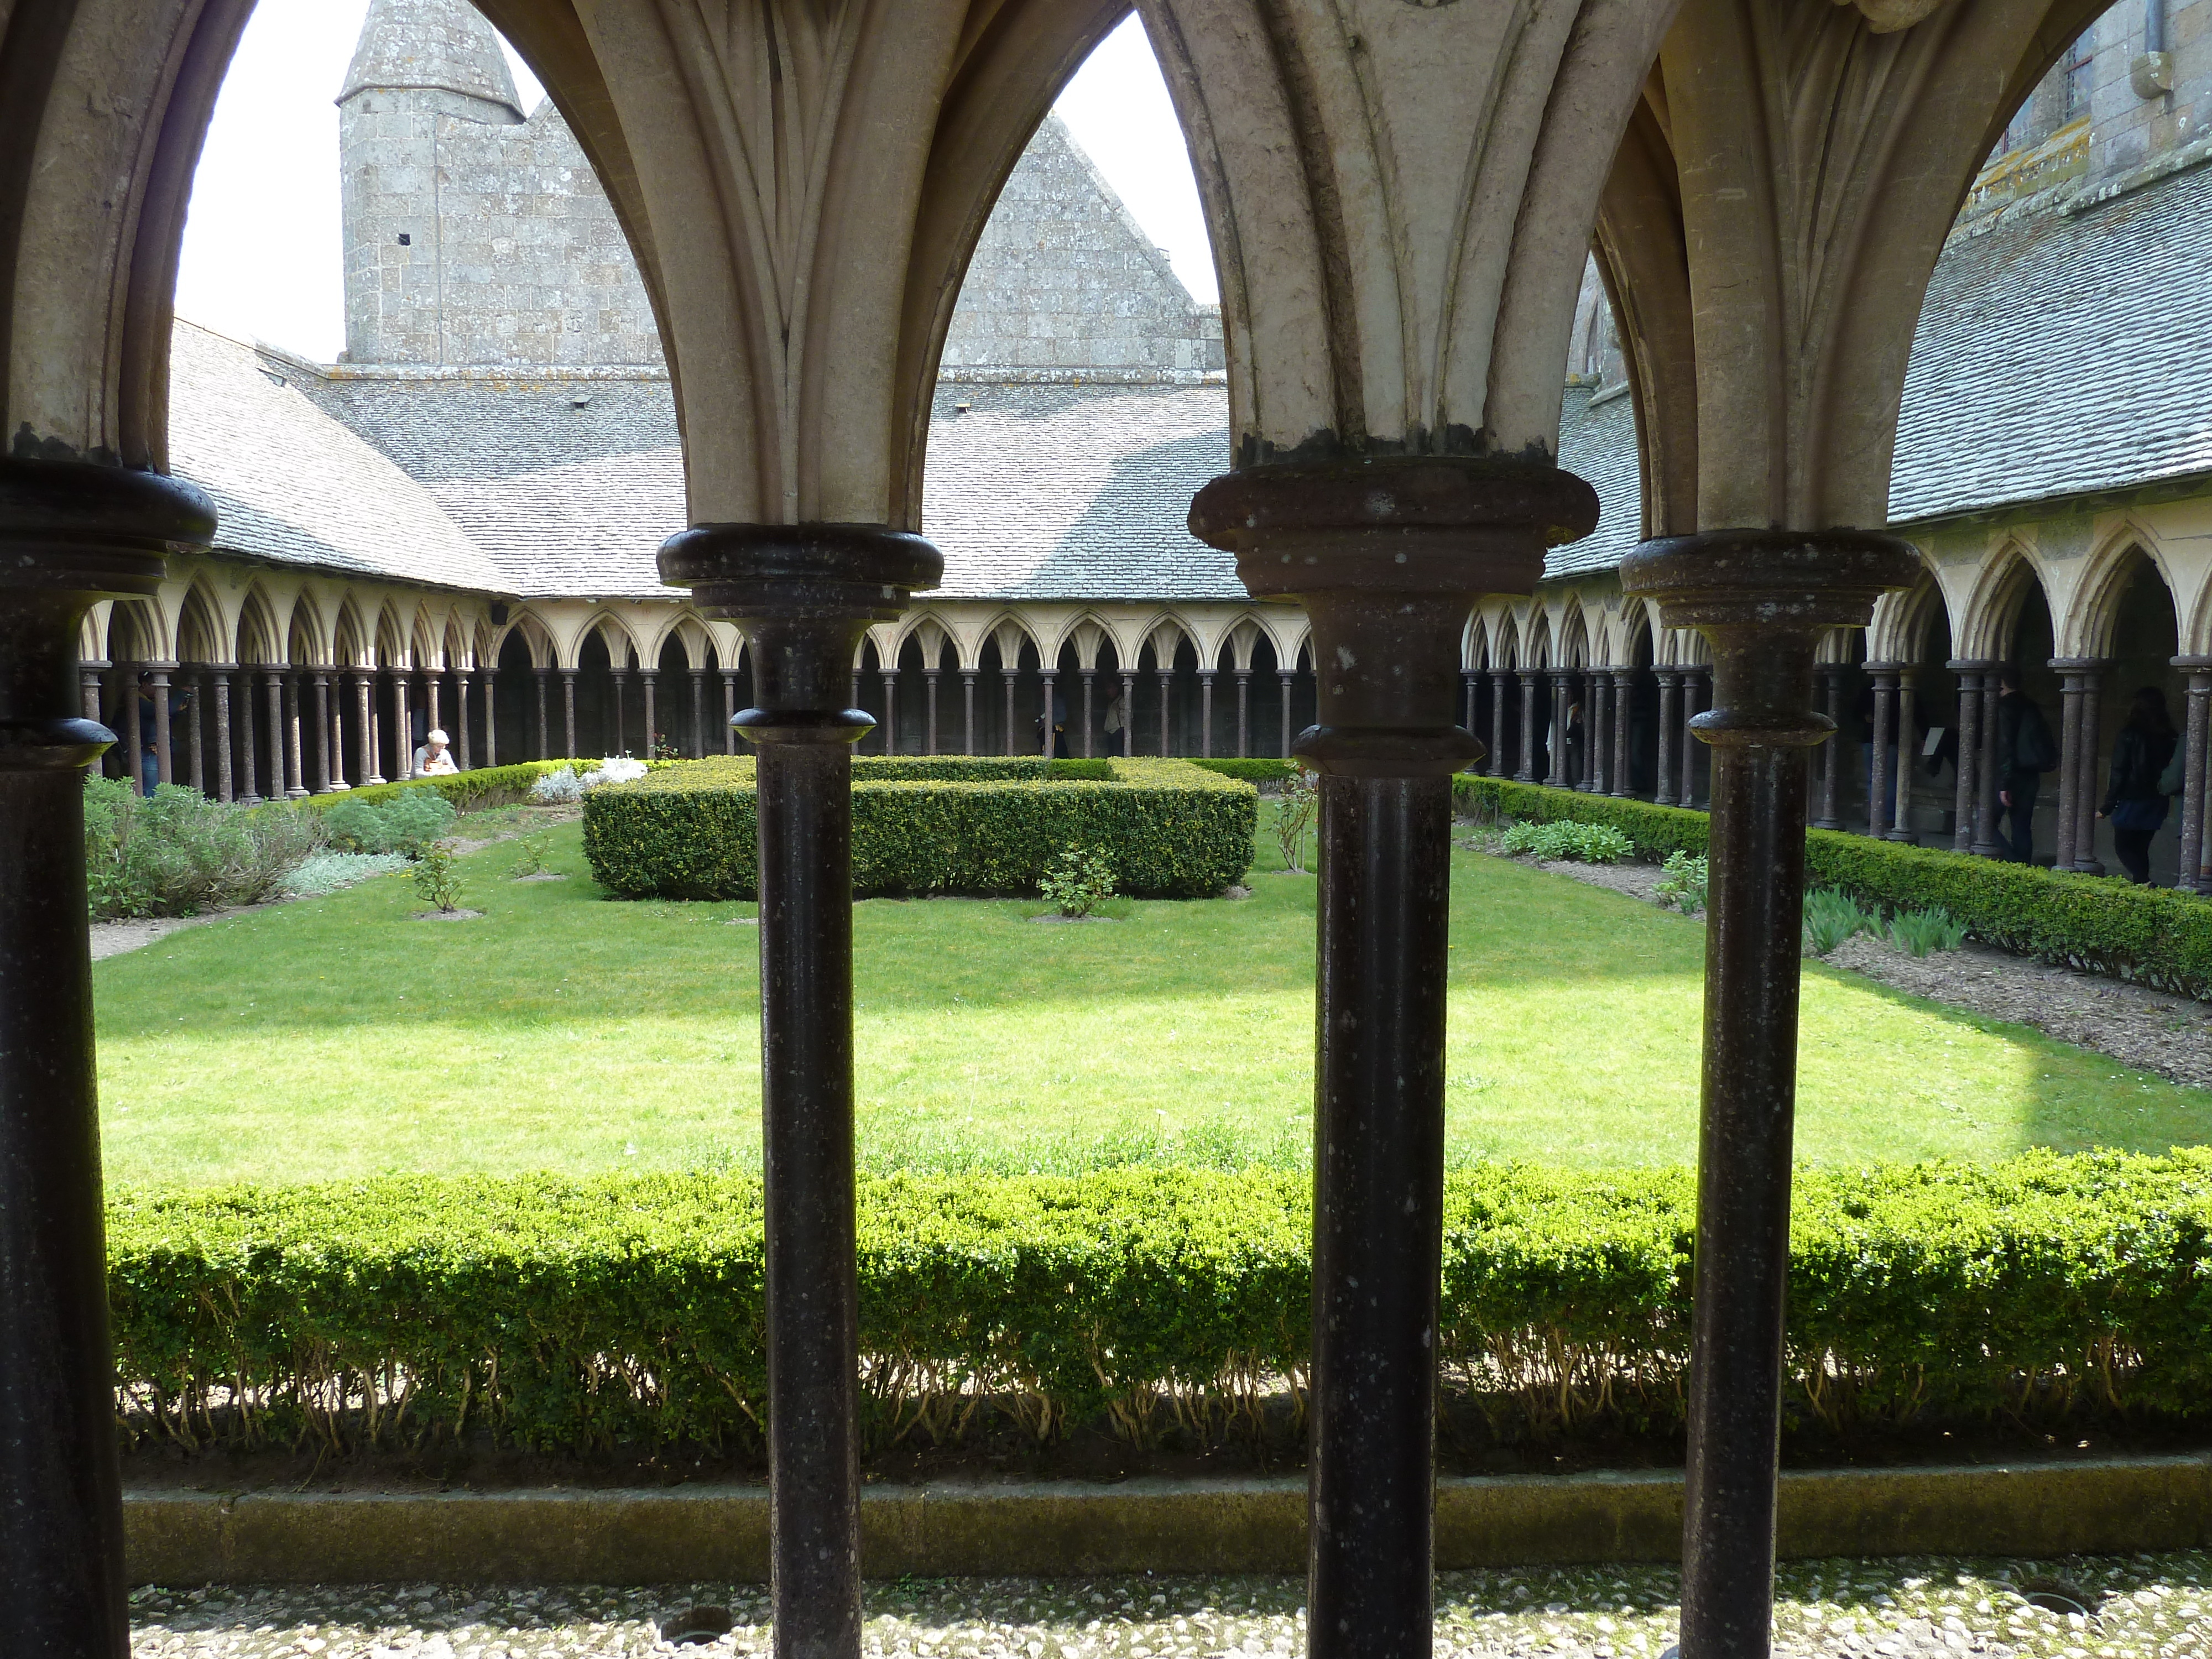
[{"xmin": 413, "ymin": 727, "xmax": 460, "ymax": 778}]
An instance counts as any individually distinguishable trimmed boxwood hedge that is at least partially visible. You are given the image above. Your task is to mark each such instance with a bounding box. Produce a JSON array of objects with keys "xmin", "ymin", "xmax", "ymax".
[
  {"xmin": 299, "ymin": 758, "xmax": 580, "ymax": 814},
  {"xmin": 1455, "ymin": 776, "xmax": 2212, "ymax": 999},
  {"xmin": 1190, "ymin": 758, "xmax": 1297, "ymax": 784},
  {"xmin": 107, "ymin": 1151, "xmax": 2212, "ymax": 1455},
  {"xmin": 582, "ymin": 754, "xmax": 1255, "ymax": 900}
]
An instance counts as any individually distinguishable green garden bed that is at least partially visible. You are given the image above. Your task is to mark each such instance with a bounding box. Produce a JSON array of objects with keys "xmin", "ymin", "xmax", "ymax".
[
  {"xmin": 1455, "ymin": 776, "xmax": 2212, "ymax": 999},
  {"xmin": 583, "ymin": 754, "xmax": 1256, "ymax": 900},
  {"xmin": 108, "ymin": 1151, "xmax": 2212, "ymax": 1457}
]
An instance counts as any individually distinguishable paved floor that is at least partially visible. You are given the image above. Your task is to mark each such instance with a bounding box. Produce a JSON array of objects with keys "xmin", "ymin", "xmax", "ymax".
[{"xmin": 127, "ymin": 1553, "xmax": 2208, "ymax": 1656}]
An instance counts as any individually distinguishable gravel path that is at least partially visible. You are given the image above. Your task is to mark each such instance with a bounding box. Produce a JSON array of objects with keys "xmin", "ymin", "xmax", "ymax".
[
  {"xmin": 124, "ymin": 1553, "xmax": 2210, "ymax": 1656},
  {"xmin": 1491, "ymin": 850, "xmax": 2212, "ymax": 1093}
]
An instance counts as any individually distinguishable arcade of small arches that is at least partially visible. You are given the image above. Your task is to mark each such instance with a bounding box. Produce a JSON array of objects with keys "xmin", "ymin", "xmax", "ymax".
[
  {"xmin": 83, "ymin": 564, "xmax": 1323, "ymax": 797},
  {"xmin": 1477, "ymin": 514, "xmax": 2212, "ymax": 888}
]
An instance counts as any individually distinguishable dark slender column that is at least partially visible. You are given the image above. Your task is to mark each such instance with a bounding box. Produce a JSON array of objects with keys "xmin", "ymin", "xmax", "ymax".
[
  {"xmin": 79, "ymin": 667, "xmax": 102, "ymax": 726},
  {"xmin": 1515, "ymin": 670, "xmax": 1540, "ymax": 782},
  {"xmin": 534, "ymin": 667, "xmax": 551, "ymax": 760},
  {"xmin": 924, "ymin": 669, "xmax": 941, "ymax": 755},
  {"xmin": 454, "ymin": 676, "xmax": 473, "ymax": 770},
  {"xmin": 1889, "ymin": 671, "xmax": 1917, "ymax": 842},
  {"xmin": 1004, "ymin": 666, "xmax": 1018, "ymax": 757},
  {"xmin": 962, "ymin": 671, "xmax": 977, "ymax": 754},
  {"xmin": 214, "ymin": 671, "xmax": 237, "ymax": 800},
  {"xmin": 2072, "ymin": 665, "xmax": 2106, "ymax": 873},
  {"xmin": 1655, "ymin": 670, "xmax": 1681, "ymax": 806},
  {"xmin": 879, "ymin": 669, "xmax": 898, "ymax": 755},
  {"xmin": 1198, "ymin": 669, "xmax": 1215, "ymax": 758},
  {"xmin": 236, "ymin": 671, "xmax": 260, "ymax": 805},
  {"xmin": 0, "ymin": 458, "xmax": 212, "ymax": 1659},
  {"xmin": 1462, "ymin": 670, "xmax": 1479, "ymax": 745},
  {"xmin": 2176, "ymin": 659, "xmax": 2212, "ymax": 894},
  {"xmin": 1679, "ymin": 667, "xmax": 1705, "ymax": 808},
  {"xmin": 150, "ymin": 666, "xmax": 175, "ymax": 786},
  {"xmin": 1973, "ymin": 675, "xmax": 2004, "ymax": 856},
  {"xmin": 1812, "ymin": 667, "xmax": 1844, "ymax": 828},
  {"xmin": 311, "ymin": 672, "xmax": 331, "ymax": 792},
  {"xmin": 2051, "ymin": 663, "xmax": 2083, "ymax": 870},
  {"xmin": 1123, "ymin": 672, "xmax": 1138, "ymax": 758},
  {"xmin": 1587, "ymin": 669, "xmax": 1609, "ymax": 794},
  {"xmin": 1279, "ymin": 669, "xmax": 1294, "ymax": 757},
  {"xmin": 610, "ymin": 667, "xmax": 628, "ymax": 757},
  {"xmin": 119, "ymin": 660, "xmax": 143, "ymax": 792},
  {"xmin": 643, "ymin": 669, "xmax": 659, "ymax": 757},
  {"xmin": 1948, "ymin": 662, "xmax": 1983, "ymax": 851},
  {"xmin": 660, "ymin": 523, "xmax": 940, "ymax": 1659},
  {"xmin": 279, "ymin": 673, "xmax": 303, "ymax": 798},
  {"xmin": 479, "ymin": 671, "xmax": 497, "ymax": 768},
  {"xmin": 1611, "ymin": 670, "xmax": 1635, "ymax": 797},
  {"xmin": 1865, "ymin": 664, "xmax": 1898, "ymax": 837},
  {"xmin": 562, "ymin": 671, "xmax": 578, "ymax": 759},
  {"xmin": 1155, "ymin": 669, "xmax": 1173, "ymax": 756},
  {"xmin": 1623, "ymin": 529, "xmax": 1916, "ymax": 1659},
  {"xmin": 425, "ymin": 674, "xmax": 442, "ymax": 743},
  {"xmin": 691, "ymin": 668, "xmax": 707, "ymax": 760},
  {"xmin": 1040, "ymin": 671, "xmax": 1057, "ymax": 757},
  {"xmin": 1192, "ymin": 455, "xmax": 1595, "ymax": 1659},
  {"xmin": 188, "ymin": 671, "xmax": 206, "ymax": 792},
  {"xmin": 724, "ymin": 671, "xmax": 739, "ymax": 754},
  {"xmin": 1488, "ymin": 671, "xmax": 1509, "ymax": 778},
  {"xmin": 1081, "ymin": 670, "xmax": 1095, "ymax": 758},
  {"xmin": 353, "ymin": 672, "xmax": 379, "ymax": 787},
  {"xmin": 1237, "ymin": 669, "xmax": 1251, "ymax": 757}
]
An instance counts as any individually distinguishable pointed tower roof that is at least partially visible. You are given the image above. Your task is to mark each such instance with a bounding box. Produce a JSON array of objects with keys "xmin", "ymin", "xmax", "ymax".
[{"xmin": 338, "ymin": 0, "xmax": 523, "ymax": 121}]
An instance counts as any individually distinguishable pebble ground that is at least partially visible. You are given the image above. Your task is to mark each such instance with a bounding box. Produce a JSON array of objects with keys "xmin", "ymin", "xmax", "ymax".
[{"xmin": 128, "ymin": 1552, "xmax": 2208, "ymax": 1657}]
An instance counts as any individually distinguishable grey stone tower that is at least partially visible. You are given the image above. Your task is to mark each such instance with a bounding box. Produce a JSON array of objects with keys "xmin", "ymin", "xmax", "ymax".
[{"xmin": 336, "ymin": 0, "xmax": 662, "ymax": 367}]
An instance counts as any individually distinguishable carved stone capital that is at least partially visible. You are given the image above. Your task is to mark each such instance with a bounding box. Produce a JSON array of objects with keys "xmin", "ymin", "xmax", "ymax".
[
  {"xmin": 1189, "ymin": 457, "xmax": 1596, "ymax": 777},
  {"xmin": 659, "ymin": 524, "xmax": 942, "ymax": 728},
  {"xmin": 1624, "ymin": 530, "xmax": 1918, "ymax": 750}
]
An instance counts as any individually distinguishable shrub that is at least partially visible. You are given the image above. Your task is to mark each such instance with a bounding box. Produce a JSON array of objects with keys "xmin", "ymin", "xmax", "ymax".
[
  {"xmin": 84, "ymin": 778, "xmax": 324, "ymax": 920},
  {"xmin": 323, "ymin": 790, "xmax": 456, "ymax": 858},
  {"xmin": 1803, "ymin": 887, "xmax": 1877, "ymax": 956},
  {"xmin": 1885, "ymin": 904, "xmax": 1968, "ymax": 958},
  {"xmin": 412, "ymin": 843, "xmax": 467, "ymax": 912},
  {"xmin": 1499, "ymin": 820, "xmax": 1634, "ymax": 864},
  {"xmin": 531, "ymin": 765, "xmax": 585, "ymax": 804},
  {"xmin": 1655, "ymin": 851, "xmax": 1708, "ymax": 915},
  {"xmin": 1454, "ymin": 777, "xmax": 2212, "ymax": 998},
  {"xmin": 582, "ymin": 755, "xmax": 1255, "ymax": 901},
  {"xmin": 586, "ymin": 756, "xmax": 649, "ymax": 788},
  {"xmin": 1039, "ymin": 846, "xmax": 1117, "ymax": 916},
  {"xmin": 509, "ymin": 832, "xmax": 554, "ymax": 878},
  {"xmin": 104, "ymin": 1151, "xmax": 2212, "ymax": 1456},
  {"xmin": 280, "ymin": 850, "xmax": 410, "ymax": 898},
  {"xmin": 1274, "ymin": 763, "xmax": 1318, "ymax": 872}
]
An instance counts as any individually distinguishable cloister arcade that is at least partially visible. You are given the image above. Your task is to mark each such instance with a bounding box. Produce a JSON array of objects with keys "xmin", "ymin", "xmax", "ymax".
[{"xmin": 82, "ymin": 560, "xmax": 1322, "ymax": 788}]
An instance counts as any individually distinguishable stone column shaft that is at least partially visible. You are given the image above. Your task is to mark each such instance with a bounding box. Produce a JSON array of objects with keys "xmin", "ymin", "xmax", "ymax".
[
  {"xmin": 1890, "ymin": 674, "xmax": 1917, "ymax": 843},
  {"xmin": 1655, "ymin": 671, "xmax": 1680, "ymax": 807},
  {"xmin": 1948, "ymin": 662, "xmax": 1985, "ymax": 852},
  {"xmin": 562, "ymin": 671, "xmax": 578, "ymax": 759},
  {"xmin": 1124, "ymin": 672, "xmax": 1139, "ymax": 759},
  {"xmin": 1081, "ymin": 670, "xmax": 1096, "ymax": 759},
  {"xmin": 480, "ymin": 672, "xmax": 497, "ymax": 769},
  {"xmin": 1156, "ymin": 670, "xmax": 1173, "ymax": 757},
  {"xmin": 2173, "ymin": 660, "xmax": 2212, "ymax": 894},
  {"xmin": 150, "ymin": 668, "xmax": 175, "ymax": 787},
  {"xmin": 1973, "ymin": 676, "xmax": 2005, "ymax": 856},
  {"xmin": 1237, "ymin": 669, "xmax": 1251, "ymax": 758},
  {"xmin": 878, "ymin": 669, "xmax": 898, "ymax": 757},
  {"xmin": 1198, "ymin": 669, "xmax": 1215, "ymax": 758},
  {"xmin": 1515, "ymin": 671, "xmax": 1540, "ymax": 783},
  {"xmin": 1611, "ymin": 670, "xmax": 1635, "ymax": 798},
  {"xmin": 2072, "ymin": 666, "xmax": 2106, "ymax": 873},
  {"xmin": 962, "ymin": 672, "xmax": 977, "ymax": 755},
  {"xmin": 1812, "ymin": 668, "xmax": 1844, "ymax": 829},
  {"xmin": 924, "ymin": 669, "xmax": 941, "ymax": 755},
  {"xmin": 1489, "ymin": 671, "xmax": 1510, "ymax": 779},
  {"xmin": 1865, "ymin": 664, "xmax": 1898, "ymax": 838},
  {"xmin": 1279, "ymin": 670, "xmax": 1293, "ymax": 758}
]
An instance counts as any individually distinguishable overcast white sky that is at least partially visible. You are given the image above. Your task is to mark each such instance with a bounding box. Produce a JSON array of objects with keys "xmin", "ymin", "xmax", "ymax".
[{"xmin": 173, "ymin": 6, "xmax": 1217, "ymax": 362}]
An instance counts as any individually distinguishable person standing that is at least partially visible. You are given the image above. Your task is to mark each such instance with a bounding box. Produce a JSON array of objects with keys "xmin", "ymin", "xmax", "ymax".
[
  {"xmin": 1992, "ymin": 666, "xmax": 2058, "ymax": 862},
  {"xmin": 2098, "ymin": 686, "xmax": 2180, "ymax": 884}
]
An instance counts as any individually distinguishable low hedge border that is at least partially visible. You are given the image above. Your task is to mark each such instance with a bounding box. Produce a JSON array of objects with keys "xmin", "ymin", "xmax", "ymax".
[
  {"xmin": 299, "ymin": 759, "xmax": 581, "ymax": 814},
  {"xmin": 108, "ymin": 1151, "xmax": 2212, "ymax": 1456},
  {"xmin": 1454, "ymin": 776, "xmax": 2212, "ymax": 999},
  {"xmin": 582, "ymin": 755, "xmax": 1255, "ymax": 900},
  {"xmin": 1190, "ymin": 758, "xmax": 1296, "ymax": 784}
]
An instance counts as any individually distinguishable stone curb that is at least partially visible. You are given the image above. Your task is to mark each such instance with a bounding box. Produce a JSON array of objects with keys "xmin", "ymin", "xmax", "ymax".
[{"xmin": 124, "ymin": 1456, "xmax": 2212, "ymax": 1585}]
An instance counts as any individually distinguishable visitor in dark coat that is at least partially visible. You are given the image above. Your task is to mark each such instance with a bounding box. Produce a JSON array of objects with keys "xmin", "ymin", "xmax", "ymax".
[
  {"xmin": 2099, "ymin": 685, "xmax": 2180, "ymax": 884},
  {"xmin": 1992, "ymin": 667, "xmax": 2057, "ymax": 863}
]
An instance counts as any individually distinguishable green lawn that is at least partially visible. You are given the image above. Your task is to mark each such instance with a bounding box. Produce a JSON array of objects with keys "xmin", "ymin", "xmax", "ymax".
[{"xmin": 93, "ymin": 815, "xmax": 2208, "ymax": 1185}]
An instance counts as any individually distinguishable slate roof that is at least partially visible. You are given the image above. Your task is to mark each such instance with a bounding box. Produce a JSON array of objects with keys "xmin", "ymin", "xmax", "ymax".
[
  {"xmin": 920, "ymin": 382, "xmax": 1239, "ymax": 599},
  {"xmin": 1545, "ymin": 384, "xmax": 1642, "ymax": 580},
  {"xmin": 1889, "ymin": 158, "xmax": 2212, "ymax": 524},
  {"xmin": 300, "ymin": 373, "xmax": 684, "ymax": 598},
  {"xmin": 166, "ymin": 321, "xmax": 508, "ymax": 592}
]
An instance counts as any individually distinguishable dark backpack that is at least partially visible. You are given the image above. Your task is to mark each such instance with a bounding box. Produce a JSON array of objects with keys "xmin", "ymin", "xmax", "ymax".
[{"xmin": 2012, "ymin": 699, "xmax": 2059, "ymax": 773}]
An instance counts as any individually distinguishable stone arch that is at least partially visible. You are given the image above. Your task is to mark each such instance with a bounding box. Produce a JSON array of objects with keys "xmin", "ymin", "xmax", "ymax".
[
  {"xmin": 1525, "ymin": 613, "xmax": 1555, "ymax": 672},
  {"xmin": 2067, "ymin": 528, "xmax": 2181, "ymax": 661},
  {"xmin": 1559, "ymin": 602, "xmax": 1592, "ymax": 670},
  {"xmin": 1955, "ymin": 542, "xmax": 2052, "ymax": 661},
  {"xmin": 1866, "ymin": 560, "xmax": 1950, "ymax": 664},
  {"xmin": 287, "ymin": 592, "xmax": 328, "ymax": 668},
  {"xmin": 498, "ymin": 609, "xmax": 559, "ymax": 671},
  {"xmin": 176, "ymin": 578, "xmax": 226, "ymax": 665},
  {"xmin": 235, "ymin": 585, "xmax": 286, "ymax": 667}
]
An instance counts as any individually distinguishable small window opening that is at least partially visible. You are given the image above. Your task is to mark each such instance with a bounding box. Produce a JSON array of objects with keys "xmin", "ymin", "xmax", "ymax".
[{"xmin": 397, "ymin": 232, "xmax": 411, "ymax": 246}]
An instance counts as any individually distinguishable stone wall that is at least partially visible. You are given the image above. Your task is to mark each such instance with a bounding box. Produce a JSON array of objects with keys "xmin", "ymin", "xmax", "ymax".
[
  {"xmin": 339, "ymin": 90, "xmax": 663, "ymax": 368},
  {"xmin": 940, "ymin": 115, "xmax": 1222, "ymax": 380}
]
